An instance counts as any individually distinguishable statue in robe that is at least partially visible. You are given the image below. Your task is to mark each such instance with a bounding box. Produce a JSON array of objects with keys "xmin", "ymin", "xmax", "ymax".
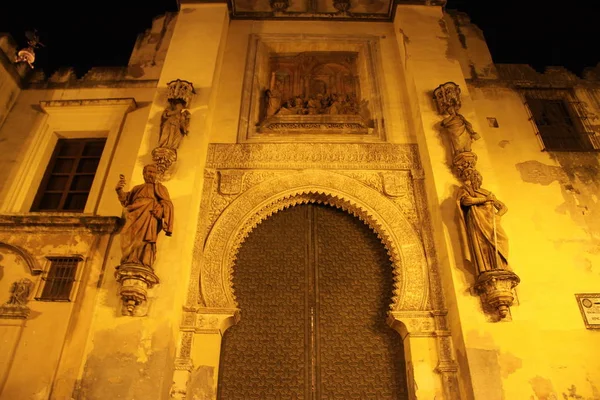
[
  {"xmin": 457, "ymin": 169, "xmax": 509, "ymax": 275},
  {"xmin": 116, "ymin": 164, "xmax": 174, "ymax": 269},
  {"xmin": 442, "ymin": 106, "xmax": 481, "ymax": 155},
  {"xmin": 265, "ymin": 72, "xmax": 283, "ymax": 117},
  {"xmin": 159, "ymin": 100, "xmax": 190, "ymax": 150},
  {"xmin": 7, "ymin": 279, "xmax": 33, "ymax": 306}
]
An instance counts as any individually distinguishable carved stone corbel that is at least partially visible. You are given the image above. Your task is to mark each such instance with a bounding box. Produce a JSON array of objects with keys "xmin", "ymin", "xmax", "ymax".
[
  {"xmin": 114, "ymin": 263, "xmax": 159, "ymax": 316},
  {"xmin": 333, "ymin": 0, "xmax": 351, "ymax": 13},
  {"xmin": 474, "ymin": 270, "xmax": 520, "ymax": 318},
  {"xmin": 153, "ymin": 79, "xmax": 195, "ymax": 177},
  {"xmin": 152, "ymin": 147, "xmax": 177, "ymax": 176},
  {"xmin": 269, "ymin": 0, "xmax": 290, "ymax": 13},
  {"xmin": 0, "ymin": 278, "xmax": 34, "ymax": 319}
]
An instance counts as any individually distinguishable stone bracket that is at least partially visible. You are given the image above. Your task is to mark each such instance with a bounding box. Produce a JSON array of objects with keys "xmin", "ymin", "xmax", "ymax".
[
  {"xmin": 474, "ymin": 270, "xmax": 520, "ymax": 319},
  {"xmin": 0, "ymin": 304, "xmax": 30, "ymax": 319},
  {"xmin": 115, "ymin": 263, "xmax": 159, "ymax": 316}
]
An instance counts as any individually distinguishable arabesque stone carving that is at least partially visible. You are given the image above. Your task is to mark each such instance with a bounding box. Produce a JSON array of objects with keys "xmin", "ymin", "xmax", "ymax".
[
  {"xmin": 197, "ymin": 170, "xmax": 427, "ymax": 311},
  {"xmin": 152, "ymin": 79, "xmax": 194, "ymax": 176},
  {"xmin": 434, "ymin": 82, "xmax": 520, "ymax": 319},
  {"xmin": 115, "ymin": 164, "xmax": 174, "ymax": 316},
  {"xmin": 176, "ymin": 143, "xmax": 460, "ymax": 399},
  {"xmin": 0, "ymin": 278, "xmax": 34, "ymax": 319}
]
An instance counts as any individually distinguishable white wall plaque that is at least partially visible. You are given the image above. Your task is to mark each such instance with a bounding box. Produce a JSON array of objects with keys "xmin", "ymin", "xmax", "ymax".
[{"xmin": 575, "ymin": 293, "xmax": 600, "ymax": 329}]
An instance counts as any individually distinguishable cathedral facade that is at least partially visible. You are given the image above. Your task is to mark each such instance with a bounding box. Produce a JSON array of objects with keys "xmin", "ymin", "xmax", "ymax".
[{"xmin": 0, "ymin": 1, "xmax": 599, "ymax": 399}]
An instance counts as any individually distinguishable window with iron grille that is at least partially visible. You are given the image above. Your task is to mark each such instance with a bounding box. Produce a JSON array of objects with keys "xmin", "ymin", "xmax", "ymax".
[
  {"xmin": 523, "ymin": 90, "xmax": 599, "ymax": 151},
  {"xmin": 31, "ymin": 138, "xmax": 107, "ymax": 212},
  {"xmin": 36, "ymin": 256, "xmax": 82, "ymax": 301}
]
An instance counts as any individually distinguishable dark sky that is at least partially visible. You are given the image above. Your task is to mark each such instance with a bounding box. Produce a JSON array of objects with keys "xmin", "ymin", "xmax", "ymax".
[{"xmin": 1, "ymin": 1, "xmax": 598, "ymax": 78}]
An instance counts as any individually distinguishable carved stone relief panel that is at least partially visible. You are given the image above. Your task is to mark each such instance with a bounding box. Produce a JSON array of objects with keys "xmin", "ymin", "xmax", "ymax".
[
  {"xmin": 238, "ymin": 34, "xmax": 387, "ymax": 142},
  {"xmin": 229, "ymin": 0, "xmax": 403, "ymax": 20},
  {"xmin": 260, "ymin": 51, "xmax": 373, "ymax": 134}
]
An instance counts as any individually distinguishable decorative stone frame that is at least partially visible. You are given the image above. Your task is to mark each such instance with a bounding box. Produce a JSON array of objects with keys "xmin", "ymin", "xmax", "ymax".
[
  {"xmin": 0, "ymin": 98, "xmax": 136, "ymax": 214},
  {"xmin": 237, "ymin": 34, "xmax": 387, "ymax": 143},
  {"xmin": 170, "ymin": 144, "xmax": 462, "ymax": 399},
  {"xmin": 0, "ymin": 243, "xmax": 39, "ymax": 320},
  {"xmin": 200, "ymin": 171, "xmax": 427, "ymax": 309}
]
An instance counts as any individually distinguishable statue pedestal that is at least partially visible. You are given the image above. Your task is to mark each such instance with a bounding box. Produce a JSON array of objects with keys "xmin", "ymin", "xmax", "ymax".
[
  {"xmin": 0, "ymin": 304, "xmax": 30, "ymax": 319},
  {"xmin": 115, "ymin": 263, "xmax": 160, "ymax": 316},
  {"xmin": 474, "ymin": 270, "xmax": 520, "ymax": 319},
  {"xmin": 452, "ymin": 151, "xmax": 478, "ymax": 180}
]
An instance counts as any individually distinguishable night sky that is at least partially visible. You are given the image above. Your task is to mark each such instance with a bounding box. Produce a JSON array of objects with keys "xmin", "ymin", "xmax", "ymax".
[{"xmin": 1, "ymin": 1, "xmax": 598, "ymax": 78}]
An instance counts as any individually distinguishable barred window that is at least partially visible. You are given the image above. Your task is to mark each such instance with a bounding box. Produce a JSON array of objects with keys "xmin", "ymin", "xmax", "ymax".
[
  {"xmin": 31, "ymin": 138, "xmax": 106, "ymax": 212},
  {"xmin": 523, "ymin": 90, "xmax": 599, "ymax": 151},
  {"xmin": 36, "ymin": 257, "xmax": 82, "ymax": 301}
]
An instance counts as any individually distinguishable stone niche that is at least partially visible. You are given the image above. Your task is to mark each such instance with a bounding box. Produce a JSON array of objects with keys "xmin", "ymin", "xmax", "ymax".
[{"xmin": 238, "ymin": 34, "xmax": 386, "ymax": 142}]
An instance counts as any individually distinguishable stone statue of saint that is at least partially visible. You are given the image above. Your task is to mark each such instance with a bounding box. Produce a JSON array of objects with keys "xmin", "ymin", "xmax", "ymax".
[
  {"xmin": 0, "ymin": 278, "xmax": 34, "ymax": 318},
  {"xmin": 441, "ymin": 106, "xmax": 481, "ymax": 155},
  {"xmin": 116, "ymin": 164, "xmax": 174, "ymax": 269},
  {"xmin": 457, "ymin": 169, "xmax": 510, "ymax": 274},
  {"xmin": 159, "ymin": 100, "xmax": 190, "ymax": 150},
  {"xmin": 265, "ymin": 72, "xmax": 282, "ymax": 117},
  {"xmin": 7, "ymin": 278, "xmax": 33, "ymax": 306}
]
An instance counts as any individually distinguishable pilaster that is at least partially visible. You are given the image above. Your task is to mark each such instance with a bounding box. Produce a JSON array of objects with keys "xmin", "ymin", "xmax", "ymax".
[
  {"xmin": 76, "ymin": 5, "xmax": 230, "ymax": 399},
  {"xmin": 393, "ymin": 5, "xmax": 503, "ymax": 399}
]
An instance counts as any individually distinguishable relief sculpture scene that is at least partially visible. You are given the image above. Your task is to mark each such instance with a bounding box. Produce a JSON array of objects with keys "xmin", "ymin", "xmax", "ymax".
[{"xmin": 258, "ymin": 51, "xmax": 373, "ymax": 134}]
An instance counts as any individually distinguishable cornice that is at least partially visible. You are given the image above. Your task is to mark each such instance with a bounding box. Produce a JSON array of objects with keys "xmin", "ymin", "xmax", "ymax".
[
  {"xmin": 0, "ymin": 214, "xmax": 122, "ymax": 234},
  {"xmin": 39, "ymin": 98, "xmax": 138, "ymax": 114}
]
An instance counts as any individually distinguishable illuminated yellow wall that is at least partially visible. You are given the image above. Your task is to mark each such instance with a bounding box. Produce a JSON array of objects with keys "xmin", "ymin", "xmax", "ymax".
[
  {"xmin": 0, "ymin": 3, "xmax": 599, "ymax": 400},
  {"xmin": 462, "ymin": 81, "xmax": 600, "ymax": 399},
  {"xmin": 397, "ymin": 7, "xmax": 600, "ymax": 399}
]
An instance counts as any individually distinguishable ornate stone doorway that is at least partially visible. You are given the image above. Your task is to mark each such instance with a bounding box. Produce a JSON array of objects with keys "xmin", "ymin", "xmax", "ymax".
[{"xmin": 217, "ymin": 204, "xmax": 408, "ymax": 399}]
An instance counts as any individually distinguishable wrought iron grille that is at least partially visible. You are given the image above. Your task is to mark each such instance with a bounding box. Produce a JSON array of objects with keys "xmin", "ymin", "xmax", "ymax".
[
  {"xmin": 522, "ymin": 89, "xmax": 599, "ymax": 151},
  {"xmin": 37, "ymin": 256, "xmax": 81, "ymax": 301}
]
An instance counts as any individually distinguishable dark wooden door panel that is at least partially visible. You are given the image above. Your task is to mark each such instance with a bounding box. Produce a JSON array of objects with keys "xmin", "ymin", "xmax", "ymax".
[
  {"xmin": 219, "ymin": 206, "xmax": 310, "ymax": 399},
  {"xmin": 218, "ymin": 205, "xmax": 408, "ymax": 399}
]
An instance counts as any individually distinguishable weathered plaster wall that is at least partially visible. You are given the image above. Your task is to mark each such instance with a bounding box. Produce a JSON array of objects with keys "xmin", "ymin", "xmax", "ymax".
[
  {"xmin": 0, "ymin": 217, "xmax": 118, "ymax": 400},
  {"xmin": 443, "ymin": 12, "xmax": 498, "ymax": 81},
  {"xmin": 463, "ymin": 82, "xmax": 600, "ymax": 399},
  {"xmin": 0, "ymin": 43, "xmax": 162, "ymax": 400},
  {"xmin": 127, "ymin": 13, "xmax": 178, "ymax": 80}
]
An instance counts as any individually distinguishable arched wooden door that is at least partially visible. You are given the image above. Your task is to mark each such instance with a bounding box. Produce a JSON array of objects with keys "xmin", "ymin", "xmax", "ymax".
[{"xmin": 218, "ymin": 204, "xmax": 408, "ymax": 399}]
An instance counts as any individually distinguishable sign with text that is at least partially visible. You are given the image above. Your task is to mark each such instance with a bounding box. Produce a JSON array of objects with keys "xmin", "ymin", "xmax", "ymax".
[{"xmin": 575, "ymin": 293, "xmax": 600, "ymax": 329}]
